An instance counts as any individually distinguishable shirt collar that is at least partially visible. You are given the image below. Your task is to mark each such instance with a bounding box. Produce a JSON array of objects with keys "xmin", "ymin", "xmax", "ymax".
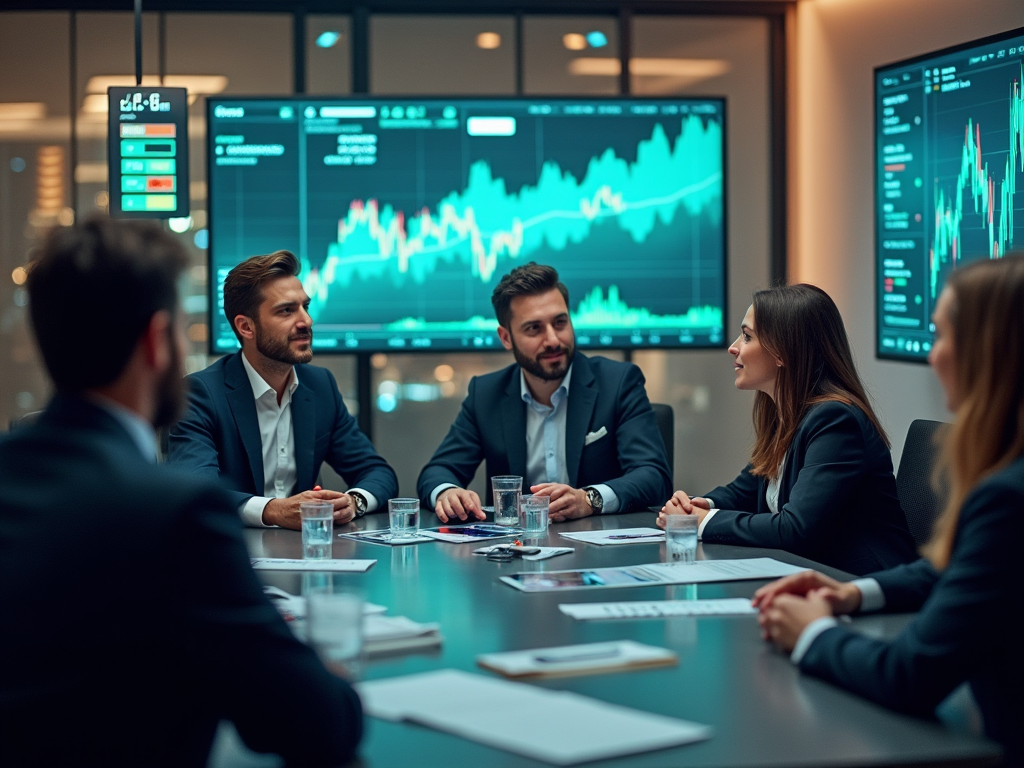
[
  {"xmin": 520, "ymin": 363, "xmax": 573, "ymax": 407},
  {"xmin": 87, "ymin": 394, "xmax": 159, "ymax": 463},
  {"xmin": 241, "ymin": 352, "xmax": 299, "ymax": 402}
]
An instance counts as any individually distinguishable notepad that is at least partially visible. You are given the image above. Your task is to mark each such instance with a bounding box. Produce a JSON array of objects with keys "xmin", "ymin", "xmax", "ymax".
[
  {"xmin": 249, "ymin": 558, "xmax": 375, "ymax": 572},
  {"xmin": 356, "ymin": 669, "xmax": 712, "ymax": 765},
  {"xmin": 477, "ymin": 640, "xmax": 676, "ymax": 679},
  {"xmin": 559, "ymin": 598, "xmax": 757, "ymax": 621}
]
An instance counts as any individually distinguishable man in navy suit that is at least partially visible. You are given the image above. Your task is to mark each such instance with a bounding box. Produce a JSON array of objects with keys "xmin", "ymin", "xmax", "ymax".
[
  {"xmin": 169, "ymin": 250, "xmax": 397, "ymax": 530},
  {"xmin": 0, "ymin": 218, "xmax": 362, "ymax": 767},
  {"xmin": 417, "ymin": 262, "xmax": 672, "ymax": 523}
]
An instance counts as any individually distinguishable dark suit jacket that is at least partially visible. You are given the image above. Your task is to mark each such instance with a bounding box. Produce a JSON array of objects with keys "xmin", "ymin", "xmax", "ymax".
[
  {"xmin": 168, "ymin": 352, "xmax": 397, "ymax": 510},
  {"xmin": 416, "ymin": 352, "xmax": 672, "ymax": 511},
  {"xmin": 701, "ymin": 401, "xmax": 917, "ymax": 575},
  {"xmin": 800, "ymin": 455, "xmax": 1024, "ymax": 766},
  {"xmin": 0, "ymin": 395, "xmax": 362, "ymax": 767}
]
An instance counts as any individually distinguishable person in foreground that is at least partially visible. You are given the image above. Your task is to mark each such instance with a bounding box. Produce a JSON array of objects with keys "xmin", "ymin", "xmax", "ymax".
[
  {"xmin": 755, "ymin": 256, "xmax": 1024, "ymax": 767},
  {"xmin": 0, "ymin": 218, "xmax": 362, "ymax": 767},
  {"xmin": 658, "ymin": 284, "xmax": 916, "ymax": 575},
  {"xmin": 169, "ymin": 250, "xmax": 398, "ymax": 530},
  {"xmin": 418, "ymin": 262, "xmax": 672, "ymax": 523}
]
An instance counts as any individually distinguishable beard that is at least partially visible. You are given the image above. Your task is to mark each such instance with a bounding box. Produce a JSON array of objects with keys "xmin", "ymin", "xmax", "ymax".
[
  {"xmin": 153, "ymin": 326, "xmax": 187, "ymax": 429},
  {"xmin": 254, "ymin": 321, "xmax": 314, "ymax": 366},
  {"xmin": 510, "ymin": 335, "xmax": 575, "ymax": 382}
]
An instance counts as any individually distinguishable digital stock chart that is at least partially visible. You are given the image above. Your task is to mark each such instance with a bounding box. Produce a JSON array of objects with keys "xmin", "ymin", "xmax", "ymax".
[
  {"xmin": 876, "ymin": 28, "xmax": 1024, "ymax": 362},
  {"xmin": 208, "ymin": 98, "xmax": 726, "ymax": 353}
]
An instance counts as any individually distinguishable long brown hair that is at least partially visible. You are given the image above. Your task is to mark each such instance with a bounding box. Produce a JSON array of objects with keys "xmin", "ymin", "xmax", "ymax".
[
  {"xmin": 924, "ymin": 255, "xmax": 1024, "ymax": 568},
  {"xmin": 748, "ymin": 284, "xmax": 887, "ymax": 479}
]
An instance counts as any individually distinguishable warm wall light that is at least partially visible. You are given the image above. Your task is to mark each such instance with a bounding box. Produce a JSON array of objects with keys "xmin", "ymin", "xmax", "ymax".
[
  {"xmin": 476, "ymin": 32, "xmax": 502, "ymax": 50},
  {"xmin": 0, "ymin": 103, "xmax": 46, "ymax": 120},
  {"xmin": 371, "ymin": 353, "xmax": 388, "ymax": 369},
  {"xmin": 11, "ymin": 266, "xmax": 28, "ymax": 286},
  {"xmin": 85, "ymin": 74, "xmax": 228, "ymax": 94},
  {"xmin": 563, "ymin": 33, "xmax": 587, "ymax": 51},
  {"xmin": 569, "ymin": 57, "xmax": 730, "ymax": 79},
  {"xmin": 36, "ymin": 146, "xmax": 65, "ymax": 216},
  {"xmin": 187, "ymin": 323, "xmax": 208, "ymax": 343},
  {"xmin": 434, "ymin": 364, "xmax": 454, "ymax": 382}
]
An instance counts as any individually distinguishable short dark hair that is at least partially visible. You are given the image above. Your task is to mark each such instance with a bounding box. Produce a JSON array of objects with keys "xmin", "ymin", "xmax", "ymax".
[
  {"xmin": 490, "ymin": 262, "xmax": 569, "ymax": 328},
  {"xmin": 27, "ymin": 216, "xmax": 188, "ymax": 393},
  {"xmin": 222, "ymin": 250, "xmax": 300, "ymax": 341}
]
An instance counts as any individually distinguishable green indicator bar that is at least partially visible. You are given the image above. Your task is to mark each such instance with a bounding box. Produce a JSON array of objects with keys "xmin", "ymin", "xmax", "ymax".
[
  {"xmin": 120, "ymin": 139, "xmax": 176, "ymax": 158},
  {"xmin": 121, "ymin": 177, "xmax": 148, "ymax": 193},
  {"xmin": 122, "ymin": 194, "xmax": 177, "ymax": 211},
  {"xmin": 121, "ymin": 158, "xmax": 177, "ymax": 174},
  {"xmin": 894, "ymin": 278, "xmax": 908, "ymax": 287}
]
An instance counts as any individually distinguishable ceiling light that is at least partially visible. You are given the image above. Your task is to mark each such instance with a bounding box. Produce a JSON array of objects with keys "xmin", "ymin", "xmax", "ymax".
[
  {"xmin": 476, "ymin": 32, "xmax": 501, "ymax": 50},
  {"xmin": 316, "ymin": 31, "xmax": 341, "ymax": 49},
  {"xmin": 568, "ymin": 57, "xmax": 731, "ymax": 79},
  {"xmin": 0, "ymin": 102, "xmax": 46, "ymax": 120},
  {"xmin": 85, "ymin": 75, "xmax": 228, "ymax": 95},
  {"xmin": 563, "ymin": 33, "xmax": 587, "ymax": 51},
  {"xmin": 586, "ymin": 31, "xmax": 608, "ymax": 49}
]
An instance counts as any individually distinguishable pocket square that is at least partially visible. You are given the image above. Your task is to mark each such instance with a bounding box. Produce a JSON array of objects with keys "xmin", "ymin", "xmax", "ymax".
[{"xmin": 584, "ymin": 426, "xmax": 608, "ymax": 446}]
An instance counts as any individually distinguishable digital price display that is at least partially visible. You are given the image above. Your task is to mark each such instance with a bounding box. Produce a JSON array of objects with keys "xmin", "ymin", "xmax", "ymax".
[{"xmin": 108, "ymin": 87, "xmax": 189, "ymax": 219}]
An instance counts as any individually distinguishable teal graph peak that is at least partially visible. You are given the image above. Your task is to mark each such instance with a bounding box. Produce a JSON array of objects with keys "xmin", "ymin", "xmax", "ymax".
[
  {"xmin": 301, "ymin": 115, "xmax": 722, "ymax": 316},
  {"xmin": 382, "ymin": 284, "xmax": 722, "ymax": 333},
  {"xmin": 930, "ymin": 65, "xmax": 1024, "ymax": 298}
]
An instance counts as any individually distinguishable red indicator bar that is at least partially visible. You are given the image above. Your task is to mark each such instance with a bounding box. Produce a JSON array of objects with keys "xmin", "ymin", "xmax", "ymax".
[
  {"xmin": 884, "ymin": 163, "xmax": 906, "ymax": 172},
  {"xmin": 120, "ymin": 123, "xmax": 177, "ymax": 138},
  {"xmin": 145, "ymin": 176, "xmax": 176, "ymax": 192}
]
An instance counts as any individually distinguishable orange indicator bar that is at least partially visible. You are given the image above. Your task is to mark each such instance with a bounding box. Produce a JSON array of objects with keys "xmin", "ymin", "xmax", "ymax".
[
  {"xmin": 145, "ymin": 176, "xmax": 176, "ymax": 192},
  {"xmin": 884, "ymin": 163, "xmax": 906, "ymax": 172},
  {"xmin": 120, "ymin": 123, "xmax": 177, "ymax": 138}
]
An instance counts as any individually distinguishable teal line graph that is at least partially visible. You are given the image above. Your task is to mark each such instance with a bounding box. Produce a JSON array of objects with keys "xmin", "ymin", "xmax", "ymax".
[
  {"xmin": 301, "ymin": 114, "xmax": 723, "ymax": 317},
  {"xmin": 930, "ymin": 64, "xmax": 1024, "ymax": 298}
]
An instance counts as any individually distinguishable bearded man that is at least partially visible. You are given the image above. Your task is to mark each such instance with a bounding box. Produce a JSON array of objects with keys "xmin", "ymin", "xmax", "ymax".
[
  {"xmin": 418, "ymin": 262, "xmax": 671, "ymax": 524},
  {"xmin": 169, "ymin": 250, "xmax": 397, "ymax": 529}
]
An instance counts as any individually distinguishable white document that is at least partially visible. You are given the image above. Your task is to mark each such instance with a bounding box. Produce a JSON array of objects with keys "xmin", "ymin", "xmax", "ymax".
[
  {"xmin": 249, "ymin": 558, "xmax": 375, "ymax": 572},
  {"xmin": 501, "ymin": 558, "xmax": 806, "ymax": 592},
  {"xmin": 419, "ymin": 525, "xmax": 521, "ymax": 544},
  {"xmin": 559, "ymin": 598, "xmax": 757, "ymax": 621},
  {"xmin": 473, "ymin": 544, "xmax": 574, "ymax": 561},
  {"xmin": 356, "ymin": 669, "xmax": 711, "ymax": 765},
  {"xmin": 262, "ymin": 586, "xmax": 386, "ymax": 620},
  {"xmin": 559, "ymin": 527, "xmax": 665, "ymax": 545},
  {"xmin": 477, "ymin": 640, "xmax": 675, "ymax": 677}
]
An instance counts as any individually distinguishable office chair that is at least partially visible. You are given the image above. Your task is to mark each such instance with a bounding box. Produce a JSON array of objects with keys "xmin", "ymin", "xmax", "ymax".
[
  {"xmin": 651, "ymin": 403, "xmax": 674, "ymax": 483},
  {"xmin": 896, "ymin": 419, "xmax": 947, "ymax": 547},
  {"xmin": 8, "ymin": 410, "xmax": 42, "ymax": 431}
]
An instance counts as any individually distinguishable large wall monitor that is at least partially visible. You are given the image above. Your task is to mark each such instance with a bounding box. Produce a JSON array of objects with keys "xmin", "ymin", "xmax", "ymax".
[
  {"xmin": 207, "ymin": 97, "xmax": 726, "ymax": 354},
  {"xmin": 876, "ymin": 26, "xmax": 1024, "ymax": 361}
]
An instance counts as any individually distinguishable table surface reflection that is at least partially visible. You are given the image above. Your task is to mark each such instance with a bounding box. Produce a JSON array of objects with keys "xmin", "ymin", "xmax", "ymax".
[{"xmin": 243, "ymin": 512, "xmax": 1000, "ymax": 768}]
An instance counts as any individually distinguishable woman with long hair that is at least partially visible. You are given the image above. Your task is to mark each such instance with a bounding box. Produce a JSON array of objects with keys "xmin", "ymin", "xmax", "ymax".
[
  {"xmin": 755, "ymin": 256, "xmax": 1024, "ymax": 766},
  {"xmin": 658, "ymin": 284, "xmax": 917, "ymax": 575}
]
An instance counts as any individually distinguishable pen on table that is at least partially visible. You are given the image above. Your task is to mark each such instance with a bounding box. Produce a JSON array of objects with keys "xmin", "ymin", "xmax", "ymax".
[
  {"xmin": 607, "ymin": 533, "xmax": 664, "ymax": 540},
  {"xmin": 534, "ymin": 648, "xmax": 621, "ymax": 663}
]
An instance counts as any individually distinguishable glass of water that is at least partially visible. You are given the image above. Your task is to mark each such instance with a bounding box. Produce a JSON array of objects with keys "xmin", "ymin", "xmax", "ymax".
[
  {"xmin": 491, "ymin": 476, "xmax": 522, "ymax": 527},
  {"xmin": 388, "ymin": 498, "xmax": 420, "ymax": 538},
  {"xmin": 307, "ymin": 589, "xmax": 364, "ymax": 680},
  {"xmin": 665, "ymin": 514, "xmax": 699, "ymax": 565},
  {"xmin": 300, "ymin": 501, "xmax": 334, "ymax": 560},
  {"xmin": 520, "ymin": 494, "xmax": 549, "ymax": 535}
]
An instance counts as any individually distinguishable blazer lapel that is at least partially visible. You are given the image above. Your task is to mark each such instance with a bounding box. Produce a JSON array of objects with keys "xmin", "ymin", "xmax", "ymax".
[
  {"xmin": 225, "ymin": 353, "xmax": 265, "ymax": 493},
  {"xmin": 290, "ymin": 377, "xmax": 316, "ymax": 491},
  {"xmin": 501, "ymin": 371, "xmax": 527, "ymax": 478},
  {"xmin": 565, "ymin": 354, "xmax": 597, "ymax": 487}
]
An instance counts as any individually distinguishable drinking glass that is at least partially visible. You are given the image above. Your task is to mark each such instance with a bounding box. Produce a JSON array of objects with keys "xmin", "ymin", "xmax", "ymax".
[
  {"xmin": 388, "ymin": 498, "xmax": 420, "ymax": 538},
  {"xmin": 300, "ymin": 501, "xmax": 334, "ymax": 560},
  {"xmin": 307, "ymin": 590, "xmax": 364, "ymax": 680},
  {"xmin": 491, "ymin": 476, "xmax": 523, "ymax": 527},
  {"xmin": 520, "ymin": 494, "xmax": 549, "ymax": 535},
  {"xmin": 665, "ymin": 514, "xmax": 699, "ymax": 565}
]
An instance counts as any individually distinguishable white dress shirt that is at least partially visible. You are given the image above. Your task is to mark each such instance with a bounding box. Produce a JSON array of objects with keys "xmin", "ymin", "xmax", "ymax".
[
  {"xmin": 697, "ymin": 454, "xmax": 787, "ymax": 539},
  {"xmin": 238, "ymin": 354, "xmax": 376, "ymax": 528},
  {"xmin": 430, "ymin": 365, "xmax": 619, "ymax": 512}
]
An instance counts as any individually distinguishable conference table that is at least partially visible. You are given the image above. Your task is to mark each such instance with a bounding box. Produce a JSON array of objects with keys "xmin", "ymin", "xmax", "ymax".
[{"xmin": 242, "ymin": 511, "xmax": 1001, "ymax": 768}]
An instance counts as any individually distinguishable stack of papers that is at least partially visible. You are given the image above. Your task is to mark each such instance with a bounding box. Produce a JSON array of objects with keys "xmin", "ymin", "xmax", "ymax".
[
  {"xmin": 477, "ymin": 640, "xmax": 676, "ymax": 679},
  {"xmin": 558, "ymin": 598, "xmax": 757, "ymax": 621},
  {"xmin": 249, "ymin": 558, "xmax": 376, "ymax": 572},
  {"xmin": 364, "ymin": 614, "xmax": 442, "ymax": 656},
  {"xmin": 356, "ymin": 669, "xmax": 712, "ymax": 765},
  {"xmin": 558, "ymin": 527, "xmax": 664, "ymax": 545}
]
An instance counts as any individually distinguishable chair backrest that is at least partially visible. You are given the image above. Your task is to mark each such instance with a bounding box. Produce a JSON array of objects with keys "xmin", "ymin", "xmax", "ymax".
[
  {"xmin": 8, "ymin": 410, "xmax": 43, "ymax": 431},
  {"xmin": 651, "ymin": 403, "xmax": 674, "ymax": 483},
  {"xmin": 896, "ymin": 419, "xmax": 947, "ymax": 546}
]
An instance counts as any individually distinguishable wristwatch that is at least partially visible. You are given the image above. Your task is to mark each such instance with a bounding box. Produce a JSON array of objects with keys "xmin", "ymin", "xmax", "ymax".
[
  {"xmin": 350, "ymin": 491, "xmax": 368, "ymax": 518},
  {"xmin": 583, "ymin": 486, "xmax": 603, "ymax": 514}
]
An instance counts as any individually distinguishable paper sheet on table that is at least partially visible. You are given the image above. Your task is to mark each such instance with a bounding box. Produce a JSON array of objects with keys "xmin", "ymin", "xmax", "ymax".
[
  {"xmin": 356, "ymin": 669, "xmax": 711, "ymax": 765},
  {"xmin": 249, "ymin": 558, "xmax": 375, "ymax": 572},
  {"xmin": 473, "ymin": 544, "xmax": 574, "ymax": 561},
  {"xmin": 337, "ymin": 529, "xmax": 433, "ymax": 546},
  {"xmin": 500, "ymin": 557, "xmax": 805, "ymax": 592},
  {"xmin": 477, "ymin": 640, "xmax": 676, "ymax": 678},
  {"xmin": 558, "ymin": 527, "xmax": 664, "ymax": 545},
  {"xmin": 419, "ymin": 524, "xmax": 522, "ymax": 544},
  {"xmin": 559, "ymin": 598, "xmax": 757, "ymax": 621},
  {"xmin": 262, "ymin": 586, "xmax": 386, "ymax": 620}
]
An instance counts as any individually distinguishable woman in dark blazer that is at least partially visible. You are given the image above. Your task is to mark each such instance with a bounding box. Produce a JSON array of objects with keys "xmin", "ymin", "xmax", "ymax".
[
  {"xmin": 756, "ymin": 256, "xmax": 1024, "ymax": 766},
  {"xmin": 658, "ymin": 284, "xmax": 917, "ymax": 575}
]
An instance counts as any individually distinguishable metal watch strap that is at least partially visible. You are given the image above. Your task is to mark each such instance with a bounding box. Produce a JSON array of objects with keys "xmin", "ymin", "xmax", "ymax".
[
  {"xmin": 350, "ymin": 491, "xmax": 368, "ymax": 517},
  {"xmin": 583, "ymin": 486, "xmax": 603, "ymax": 514}
]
